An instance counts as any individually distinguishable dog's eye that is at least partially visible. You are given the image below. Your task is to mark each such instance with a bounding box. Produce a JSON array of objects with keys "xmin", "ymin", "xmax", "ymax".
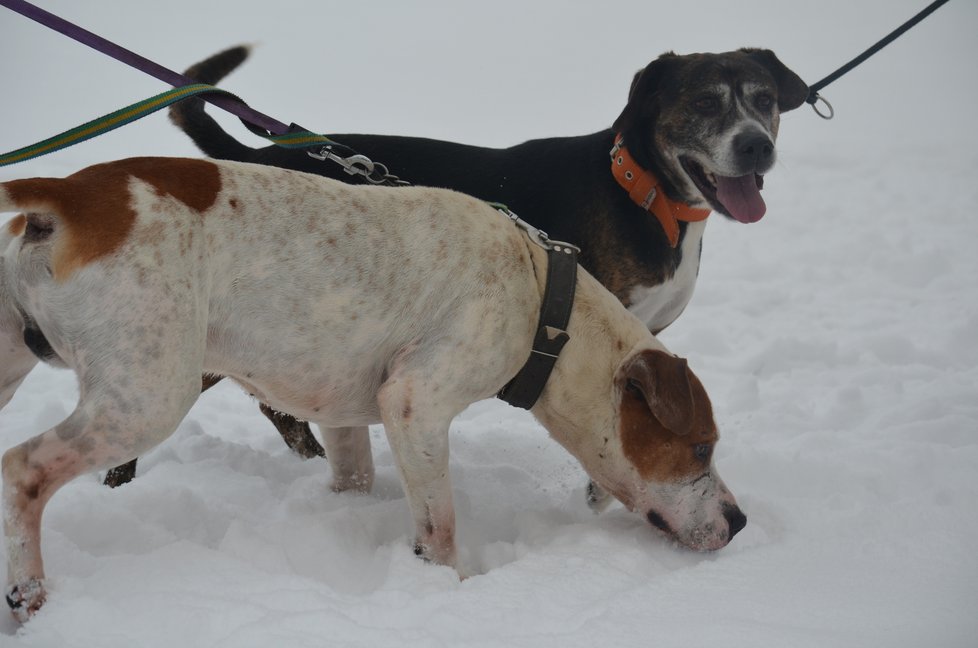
[
  {"xmin": 693, "ymin": 96, "xmax": 720, "ymax": 115},
  {"xmin": 626, "ymin": 378, "xmax": 643, "ymax": 395},
  {"xmin": 755, "ymin": 93, "xmax": 774, "ymax": 111},
  {"xmin": 693, "ymin": 443, "xmax": 712, "ymax": 463}
]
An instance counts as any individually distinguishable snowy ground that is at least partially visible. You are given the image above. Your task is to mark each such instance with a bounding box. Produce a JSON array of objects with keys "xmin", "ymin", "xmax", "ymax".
[{"xmin": 1, "ymin": 1, "xmax": 977, "ymax": 646}]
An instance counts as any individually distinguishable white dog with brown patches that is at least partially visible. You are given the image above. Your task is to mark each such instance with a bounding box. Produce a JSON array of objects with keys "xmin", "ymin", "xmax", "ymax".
[{"xmin": 0, "ymin": 157, "xmax": 745, "ymax": 620}]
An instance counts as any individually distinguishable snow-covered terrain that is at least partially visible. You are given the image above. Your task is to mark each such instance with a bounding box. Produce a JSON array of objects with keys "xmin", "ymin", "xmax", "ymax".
[{"xmin": 1, "ymin": 1, "xmax": 976, "ymax": 646}]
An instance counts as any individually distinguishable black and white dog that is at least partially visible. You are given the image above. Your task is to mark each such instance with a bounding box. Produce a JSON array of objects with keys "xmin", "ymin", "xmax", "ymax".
[{"xmin": 104, "ymin": 45, "xmax": 807, "ymax": 486}]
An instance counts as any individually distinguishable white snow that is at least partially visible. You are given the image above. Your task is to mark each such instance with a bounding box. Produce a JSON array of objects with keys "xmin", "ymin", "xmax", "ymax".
[{"xmin": 1, "ymin": 1, "xmax": 977, "ymax": 646}]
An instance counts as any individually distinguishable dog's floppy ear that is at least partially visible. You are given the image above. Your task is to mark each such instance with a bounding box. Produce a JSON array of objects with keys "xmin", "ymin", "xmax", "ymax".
[
  {"xmin": 740, "ymin": 48, "xmax": 809, "ymax": 112},
  {"xmin": 619, "ymin": 349, "xmax": 695, "ymax": 436},
  {"xmin": 612, "ymin": 52, "xmax": 678, "ymax": 133}
]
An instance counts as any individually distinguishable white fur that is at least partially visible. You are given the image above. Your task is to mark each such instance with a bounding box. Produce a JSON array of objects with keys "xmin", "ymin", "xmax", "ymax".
[{"xmin": 627, "ymin": 220, "xmax": 705, "ymax": 332}]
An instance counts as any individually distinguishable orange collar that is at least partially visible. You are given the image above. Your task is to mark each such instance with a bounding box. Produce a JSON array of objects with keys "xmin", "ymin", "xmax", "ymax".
[{"xmin": 610, "ymin": 135, "xmax": 710, "ymax": 247}]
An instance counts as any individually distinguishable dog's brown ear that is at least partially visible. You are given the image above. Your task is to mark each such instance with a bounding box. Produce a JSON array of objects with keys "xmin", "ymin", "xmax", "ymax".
[
  {"xmin": 612, "ymin": 52, "xmax": 678, "ymax": 133},
  {"xmin": 740, "ymin": 48, "xmax": 809, "ymax": 112},
  {"xmin": 619, "ymin": 349, "xmax": 695, "ymax": 436}
]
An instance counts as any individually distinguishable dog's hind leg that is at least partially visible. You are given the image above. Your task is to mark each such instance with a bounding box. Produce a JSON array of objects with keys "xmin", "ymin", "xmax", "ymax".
[
  {"xmin": 261, "ymin": 404, "xmax": 325, "ymax": 460},
  {"xmin": 321, "ymin": 426, "xmax": 372, "ymax": 493},
  {"xmin": 101, "ymin": 374, "xmax": 231, "ymax": 488},
  {"xmin": 100, "ymin": 377, "xmax": 324, "ymax": 489},
  {"xmin": 209, "ymin": 373, "xmax": 324, "ymax": 460},
  {"xmin": 102, "ymin": 460, "xmax": 137, "ymax": 489},
  {"xmin": 3, "ymin": 364, "xmax": 202, "ymax": 620}
]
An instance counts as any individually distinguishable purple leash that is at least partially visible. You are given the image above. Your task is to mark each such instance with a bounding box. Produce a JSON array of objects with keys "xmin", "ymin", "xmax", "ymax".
[
  {"xmin": 0, "ymin": 0, "xmax": 412, "ymax": 183},
  {"xmin": 1, "ymin": 0, "xmax": 289, "ymax": 136}
]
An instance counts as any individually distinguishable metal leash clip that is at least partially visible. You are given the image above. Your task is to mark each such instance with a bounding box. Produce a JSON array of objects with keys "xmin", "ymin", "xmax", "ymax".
[
  {"xmin": 306, "ymin": 146, "xmax": 410, "ymax": 186},
  {"xmin": 490, "ymin": 202, "xmax": 580, "ymax": 254}
]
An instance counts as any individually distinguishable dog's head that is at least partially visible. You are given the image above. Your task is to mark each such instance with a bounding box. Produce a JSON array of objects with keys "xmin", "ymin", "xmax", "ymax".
[
  {"xmin": 612, "ymin": 348, "xmax": 745, "ymax": 550},
  {"xmin": 613, "ymin": 48, "xmax": 808, "ymax": 224},
  {"xmin": 534, "ymin": 341, "xmax": 747, "ymax": 551}
]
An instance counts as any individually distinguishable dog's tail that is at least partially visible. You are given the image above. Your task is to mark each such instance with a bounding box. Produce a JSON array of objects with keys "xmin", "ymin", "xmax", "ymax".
[
  {"xmin": 0, "ymin": 184, "xmax": 33, "ymax": 219},
  {"xmin": 168, "ymin": 45, "xmax": 257, "ymax": 161},
  {"xmin": 1, "ymin": 181, "xmax": 62, "ymax": 245}
]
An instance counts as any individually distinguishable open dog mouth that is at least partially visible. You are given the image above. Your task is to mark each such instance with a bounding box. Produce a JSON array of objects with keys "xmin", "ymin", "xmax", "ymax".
[{"xmin": 681, "ymin": 157, "xmax": 766, "ymax": 224}]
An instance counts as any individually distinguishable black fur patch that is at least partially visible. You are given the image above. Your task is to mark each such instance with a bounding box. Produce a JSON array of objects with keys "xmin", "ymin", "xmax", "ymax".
[
  {"xmin": 23, "ymin": 326, "xmax": 59, "ymax": 363},
  {"xmin": 20, "ymin": 312, "xmax": 62, "ymax": 364}
]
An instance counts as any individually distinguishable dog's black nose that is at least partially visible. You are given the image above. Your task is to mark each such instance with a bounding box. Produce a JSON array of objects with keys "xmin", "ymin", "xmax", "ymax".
[
  {"xmin": 646, "ymin": 509, "xmax": 671, "ymax": 533},
  {"xmin": 723, "ymin": 504, "xmax": 747, "ymax": 540},
  {"xmin": 733, "ymin": 131, "xmax": 774, "ymax": 172}
]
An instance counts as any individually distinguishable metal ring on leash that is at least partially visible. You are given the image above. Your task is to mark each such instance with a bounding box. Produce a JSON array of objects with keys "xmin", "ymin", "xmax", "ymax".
[{"xmin": 810, "ymin": 93, "xmax": 835, "ymax": 120}]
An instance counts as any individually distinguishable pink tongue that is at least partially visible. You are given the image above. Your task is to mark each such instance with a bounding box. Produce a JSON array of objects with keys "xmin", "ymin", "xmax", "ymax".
[{"xmin": 715, "ymin": 174, "xmax": 766, "ymax": 223}]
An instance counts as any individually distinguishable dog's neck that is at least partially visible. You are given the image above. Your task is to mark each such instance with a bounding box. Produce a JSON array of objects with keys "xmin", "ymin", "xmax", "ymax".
[
  {"xmin": 610, "ymin": 135, "xmax": 710, "ymax": 248},
  {"xmin": 496, "ymin": 217, "xmax": 578, "ymax": 410},
  {"xmin": 529, "ymin": 256, "xmax": 655, "ymax": 483}
]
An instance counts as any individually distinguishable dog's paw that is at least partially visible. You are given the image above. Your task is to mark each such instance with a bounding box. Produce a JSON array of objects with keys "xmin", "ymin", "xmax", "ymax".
[
  {"xmin": 330, "ymin": 472, "xmax": 374, "ymax": 494},
  {"xmin": 6, "ymin": 578, "xmax": 45, "ymax": 622},
  {"xmin": 586, "ymin": 480, "xmax": 612, "ymax": 513}
]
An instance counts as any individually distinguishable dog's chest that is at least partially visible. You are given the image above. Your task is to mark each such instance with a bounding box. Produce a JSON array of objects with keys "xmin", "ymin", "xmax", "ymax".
[{"xmin": 626, "ymin": 221, "xmax": 705, "ymax": 333}]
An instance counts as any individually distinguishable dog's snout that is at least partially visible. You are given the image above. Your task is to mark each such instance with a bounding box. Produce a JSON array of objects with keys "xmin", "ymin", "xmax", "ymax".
[
  {"xmin": 722, "ymin": 504, "xmax": 747, "ymax": 540},
  {"xmin": 733, "ymin": 131, "xmax": 774, "ymax": 172}
]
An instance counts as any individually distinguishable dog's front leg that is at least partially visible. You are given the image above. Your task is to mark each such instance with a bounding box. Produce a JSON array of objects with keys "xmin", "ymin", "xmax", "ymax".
[
  {"xmin": 378, "ymin": 375, "xmax": 457, "ymax": 569},
  {"xmin": 585, "ymin": 480, "xmax": 614, "ymax": 513}
]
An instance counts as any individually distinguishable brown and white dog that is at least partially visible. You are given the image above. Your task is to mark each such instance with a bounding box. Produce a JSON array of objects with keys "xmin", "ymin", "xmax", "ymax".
[
  {"xmin": 110, "ymin": 46, "xmax": 806, "ymax": 488},
  {"xmin": 0, "ymin": 158, "xmax": 744, "ymax": 620}
]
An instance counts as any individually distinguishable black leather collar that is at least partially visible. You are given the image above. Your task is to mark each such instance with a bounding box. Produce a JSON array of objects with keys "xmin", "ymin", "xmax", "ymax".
[{"xmin": 497, "ymin": 226, "xmax": 579, "ymax": 410}]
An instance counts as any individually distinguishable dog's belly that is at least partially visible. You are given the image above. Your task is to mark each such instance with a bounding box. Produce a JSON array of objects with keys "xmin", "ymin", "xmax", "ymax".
[
  {"xmin": 203, "ymin": 306, "xmax": 412, "ymax": 427},
  {"xmin": 627, "ymin": 221, "xmax": 705, "ymax": 333},
  {"xmin": 221, "ymin": 363, "xmax": 384, "ymax": 426}
]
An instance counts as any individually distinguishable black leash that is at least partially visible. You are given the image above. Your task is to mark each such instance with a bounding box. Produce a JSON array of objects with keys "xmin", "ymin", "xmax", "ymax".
[{"xmin": 806, "ymin": 0, "xmax": 951, "ymax": 119}]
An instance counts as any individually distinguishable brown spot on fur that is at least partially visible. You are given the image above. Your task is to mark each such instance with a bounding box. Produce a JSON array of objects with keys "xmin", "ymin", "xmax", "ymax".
[
  {"xmin": 3, "ymin": 158, "xmax": 220, "ymax": 281},
  {"xmin": 618, "ymin": 350, "xmax": 717, "ymax": 482},
  {"xmin": 128, "ymin": 158, "xmax": 220, "ymax": 213},
  {"xmin": 7, "ymin": 214, "xmax": 26, "ymax": 236},
  {"xmin": 24, "ymin": 482, "xmax": 39, "ymax": 501}
]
